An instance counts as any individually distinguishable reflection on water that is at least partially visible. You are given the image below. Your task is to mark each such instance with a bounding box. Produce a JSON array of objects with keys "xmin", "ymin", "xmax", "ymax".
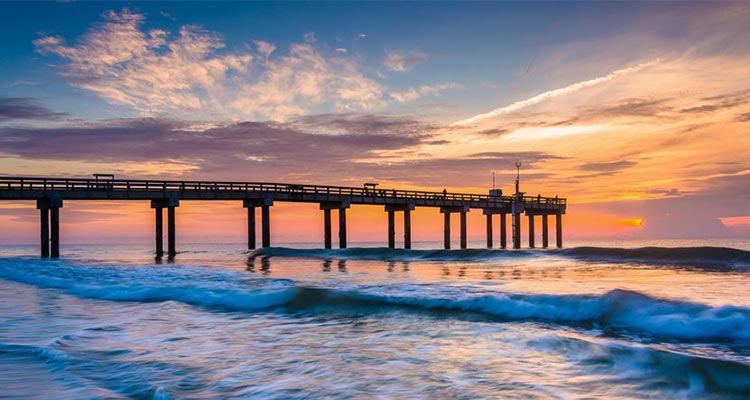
[{"xmin": 244, "ymin": 253, "xmax": 575, "ymax": 284}]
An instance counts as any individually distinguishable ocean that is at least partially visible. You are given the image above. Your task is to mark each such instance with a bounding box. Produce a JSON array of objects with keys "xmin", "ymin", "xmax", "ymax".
[{"xmin": 1, "ymin": 239, "xmax": 749, "ymax": 399}]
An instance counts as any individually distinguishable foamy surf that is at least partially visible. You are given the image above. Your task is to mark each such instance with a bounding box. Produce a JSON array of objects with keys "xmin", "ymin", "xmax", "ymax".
[{"xmin": 1, "ymin": 258, "xmax": 747, "ymax": 344}]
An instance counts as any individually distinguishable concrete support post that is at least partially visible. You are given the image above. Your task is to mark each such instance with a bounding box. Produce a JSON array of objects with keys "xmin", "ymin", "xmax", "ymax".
[
  {"xmin": 460, "ymin": 211, "xmax": 467, "ymax": 249},
  {"xmin": 556, "ymin": 213, "xmax": 563, "ymax": 248},
  {"xmin": 37, "ymin": 196, "xmax": 62, "ymax": 259},
  {"xmin": 542, "ymin": 214, "xmax": 549, "ymax": 248},
  {"xmin": 167, "ymin": 206, "xmax": 176, "ymax": 258},
  {"xmin": 500, "ymin": 213, "xmax": 507, "ymax": 249},
  {"xmin": 262, "ymin": 205, "xmax": 271, "ymax": 248},
  {"xmin": 323, "ymin": 208, "xmax": 332, "ymax": 249},
  {"xmin": 444, "ymin": 212, "xmax": 451, "ymax": 250},
  {"xmin": 528, "ymin": 215, "xmax": 535, "ymax": 249},
  {"xmin": 387, "ymin": 210, "xmax": 395, "ymax": 249},
  {"xmin": 40, "ymin": 207, "xmax": 49, "ymax": 258},
  {"xmin": 155, "ymin": 207, "xmax": 164, "ymax": 257},
  {"xmin": 486, "ymin": 214, "xmax": 493, "ymax": 248},
  {"xmin": 50, "ymin": 207, "xmax": 60, "ymax": 258},
  {"xmin": 153, "ymin": 196, "xmax": 178, "ymax": 258},
  {"xmin": 339, "ymin": 208, "xmax": 347, "ymax": 249},
  {"xmin": 404, "ymin": 209, "xmax": 412, "ymax": 250},
  {"xmin": 247, "ymin": 207, "xmax": 256, "ymax": 250},
  {"xmin": 513, "ymin": 213, "xmax": 521, "ymax": 249}
]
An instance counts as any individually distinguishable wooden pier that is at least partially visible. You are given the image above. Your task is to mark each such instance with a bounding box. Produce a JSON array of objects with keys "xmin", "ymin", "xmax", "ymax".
[{"xmin": 0, "ymin": 176, "xmax": 566, "ymax": 258}]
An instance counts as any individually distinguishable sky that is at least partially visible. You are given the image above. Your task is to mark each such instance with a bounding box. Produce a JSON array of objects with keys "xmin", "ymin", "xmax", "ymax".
[{"xmin": 0, "ymin": 1, "xmax": 749, "ymax": 245}]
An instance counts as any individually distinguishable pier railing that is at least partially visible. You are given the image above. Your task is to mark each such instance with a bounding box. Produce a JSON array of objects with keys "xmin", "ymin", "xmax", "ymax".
[{"xmin": 0, "ymin": 176, "xmax": 566, "ymax": 206}]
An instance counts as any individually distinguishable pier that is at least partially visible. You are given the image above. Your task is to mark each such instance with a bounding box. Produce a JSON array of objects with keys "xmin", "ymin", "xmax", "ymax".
[{"xmin": 0, "ymin": 176, "xmax": 566, "ymax": 258}]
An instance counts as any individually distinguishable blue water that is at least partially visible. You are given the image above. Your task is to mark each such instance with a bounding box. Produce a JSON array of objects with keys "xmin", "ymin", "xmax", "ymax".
[{"xmin": 1, "ymin": 241, "xmax": 750, "ymax": 399}]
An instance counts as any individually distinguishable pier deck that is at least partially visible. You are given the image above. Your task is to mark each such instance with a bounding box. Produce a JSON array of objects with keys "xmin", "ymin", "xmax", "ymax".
[{"xmin": 0, "ymin": 176, "xmax": 566, "ymax": 257}]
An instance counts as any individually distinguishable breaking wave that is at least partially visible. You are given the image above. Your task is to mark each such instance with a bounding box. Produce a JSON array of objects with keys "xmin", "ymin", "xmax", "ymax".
[
  {"xmin": 251, "ymin": 246, "xmax": 750, "ymax": 269},
  {"xmin": 559, "ymin": 246, "xmax": 750, "ymax": 269},
  {"xmin": 1, "ymin": 259, "xmax": 748, "ymax": 344}
]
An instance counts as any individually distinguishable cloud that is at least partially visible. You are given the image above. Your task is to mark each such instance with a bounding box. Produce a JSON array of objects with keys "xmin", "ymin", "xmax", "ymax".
[
  {"xmin": 578, "ymin": 160, "xmax": 637, "ymax": 173},
  {"xmin": 680, "ymin": 90, "xmax": 749, "ymax": 114},
  {"xmin": 738, "ymin": 113, "xmax": 750, "ymax": 122},
  {"xmin": 389, "ymin": 82, "xmax": 459, "ymax": 103},
  {"xmin": 289, "ymin": 113, "xmax": 433, "ymax": 136},
  {"xmin": 230, "ymin": 43, "xmax": 385, "ymax": 120},
  {"xmin": 0, "ymin": 114, "xmax": 429, "ymax": 181},
  {"xmin": 354, "ymin": 151, "xmax": 561, "ymax": 188},
  {"xmin": 0, "ymin": 97, "xmax": 69, "ymax": 122},
  {"xmin": 0, "ymin": 115, "xmax": 571, "ymax": 189},
  {"xmin": 254, "ymin": 40, "xmax": 275, "ymax": 58},
  {"xmin": 382, "ymin": 51, "xmax": 429, "ymax": 72},
  {"xmin": 452, "ymin": 58, "xmax": 662, "ymax": 126},
  {"xmin": 645, "ymin": 188, "xmax": 681, "ymax": 196},
  {"xmin": 34, "ymin": 8, "xmax": 384, "ymax": 121},
  {"xmin": 583, "ymin": 97, "xmax": 672, "ymax": 118}
]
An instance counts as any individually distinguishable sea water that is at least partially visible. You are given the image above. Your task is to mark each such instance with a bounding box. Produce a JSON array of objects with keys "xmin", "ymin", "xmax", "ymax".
[{"xmin": 1, "ymin": 240, "xmax": 749, "ymax": 399}]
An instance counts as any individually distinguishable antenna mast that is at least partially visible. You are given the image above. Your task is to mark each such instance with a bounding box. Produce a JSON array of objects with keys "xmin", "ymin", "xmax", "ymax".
[{"xmin": 515, "ymin": 161, "xmax": 522, "ymax": 194}]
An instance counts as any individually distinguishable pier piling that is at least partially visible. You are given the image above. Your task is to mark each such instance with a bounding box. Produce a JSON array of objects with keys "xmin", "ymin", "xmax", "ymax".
[
  {"xmin": 404, "ymin": 209, "xmax": 411, "ymax": 249},
  {"xmin": 387, "ymin": 210, "xmax": 395, "ymax": 249},
  {"xmin": 261, "ymin": 205, "xmax": 271, "ymax": 248},
  {"xmin": 152, "ymin": 195, "xmax": 179, "ymax": 258},
  {"xmin": 500, "ymin": 213, "xmax": 507, "ymax": 249},
  {"xmin": 460, "ymin": 211, "xmax": 467, "ymax": 249},
  {"xmin": 323, "ymin": 208, "xmax": 332, "ymax": 249},
  {"xmin": 167, "ymin": 206, "xmax": 176, "ymax": 258},
  {"xmin": 486, "ymin": 214, "xmax": 493, "ymax": 248},
  {"xmin": 39, "ymin": 207, "xmax": 49, "ymax": 258},
  {"xmin": 339, "ymin": 208, "xmax": 347, "ymax": 249},
  {"xmin": 528, "ymin": 215, "xmax": 535, "ymax": 249},
  {"xmin": 155, "ymin": 207, "xmax": 164, "ymax": 257},
  {"xmin": 542, "ymin": 214, "xmax": 549, "ymax": 248},
  {"xmin": 444, "ymin": 212, "xmax": 451, "ymax": 250},
  {"xmin": 37, "ymin": 195, "xmax": 62, "ymax": 258}
]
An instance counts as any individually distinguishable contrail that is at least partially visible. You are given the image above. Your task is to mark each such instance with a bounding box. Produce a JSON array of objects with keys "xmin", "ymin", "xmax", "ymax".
[
  {"xmin": 453, "ymin": 58, "xmax": 662, "ymax": 126},
  {"xmin": 525, "ymin": 25, "xmax": 554, "ymax": 76}
]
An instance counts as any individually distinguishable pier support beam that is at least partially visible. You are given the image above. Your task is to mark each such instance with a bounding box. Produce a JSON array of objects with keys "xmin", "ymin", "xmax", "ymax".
[
  {"xmin": 384, "ymin": 204, "xmax": 415, "ymax": 249},
  {"xmin": 339, "ymin": 208, "xmax": 347, "ymax": 249},
  {"xmin": 261, "ymin": 206, "xmax": 271, "ymax": 248},
  {"xmin": 50, "ymin": 207, "xmax": 60, "ymax": 258},
  {"xmin": 542, "ymin": 214, "xmax": 549, "ymax": 248},
  {"xmin": 323, "ymin": 209, "xmax": 332, "ymax": 249},
  {"xmin": 321, "ymin": 200, "xmax": 350, "ymax": 249},
  {"xmin": 500, "ymin": 213, "xmax": 507, "ymax": 249},
  {"xmin": 441, "ymin": 206, "xmax": 469, "ymax": 250},
  {"xmin": 404, "ymin": 210, "xmax": 411, "ymax": 250},
  {"xmin": 246, "ymin": 207, "xmax": 256, "ymax": 250},
  {"xmin": 528, "ymin": 215, "xmax": 535, "ymax": 249},
  {"xmin": 460, "ymin": 211, "xmax": 467, "ymax": 249},
  {"xmin": 155, "ymin": 207, "xmax": 163, "ymax": 257},
  {"xmin": 443, "ymin": 211, "xmax": 451, "ymax": 249},
  {"xmin": 244, "ymin": 197, "xmax": 273, "ymax": 249},
  {"xmin": 152, "ymin": 195, "xmax": 179, "ymax": 258},
  {"xmin": 167, "ymin": 207, "xmax": 176, "ymax": 257},
  {"xmin": 556, "ymin": 213, "xmax": 563, "ymax": 248},
  {"xmin": 387, "ymin": 210, "xmax": 395, "ymax": 249},
  {"xmin": 37, "ymin": 195, "xmax": 62, "ymax": 258},
  {"xmin": 39, "ymin": 207, "xmax": 49, "ymax": 258},
  {"xmin": 512, "ymin": 213, "xmax": 521, "ymax": 249},
  {"xmin": 486, "ymin": 213, "xmax": 493, "ymax": 248}
]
